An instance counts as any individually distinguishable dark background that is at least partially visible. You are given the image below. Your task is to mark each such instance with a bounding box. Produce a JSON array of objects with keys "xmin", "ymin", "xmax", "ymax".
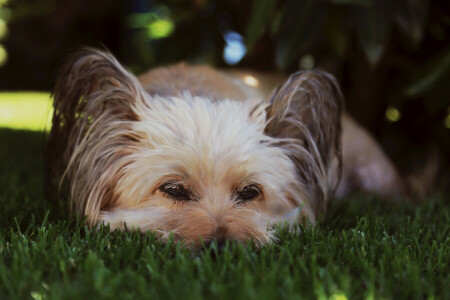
[{"xmin": 0, "ymin": 0, "xmax": 449, "ymax": 185}]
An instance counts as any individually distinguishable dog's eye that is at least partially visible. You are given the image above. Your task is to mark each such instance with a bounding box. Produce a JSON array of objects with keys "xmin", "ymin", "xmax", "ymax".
[
  {"xmin": 236, "ymin": 184, "xmax": 261, "ymax": 204},
  {"xmin": 160, "ymin": 183, "xmax": 191, "ymax": 201}
]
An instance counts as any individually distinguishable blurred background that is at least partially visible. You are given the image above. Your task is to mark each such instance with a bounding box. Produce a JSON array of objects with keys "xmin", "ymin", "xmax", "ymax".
[{"xmin": 0, "ymin": 0, "xmax": 449, "ymax": 184}]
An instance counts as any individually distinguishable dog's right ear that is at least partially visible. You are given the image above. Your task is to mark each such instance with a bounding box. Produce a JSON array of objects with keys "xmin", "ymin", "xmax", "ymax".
[
  {"xmin": 264, "ymin": 70, "xmax": 344, "ymax": 218},
  {"xmin": 46, "ymin": 48, "xmax": 147, "ymax": 222}
]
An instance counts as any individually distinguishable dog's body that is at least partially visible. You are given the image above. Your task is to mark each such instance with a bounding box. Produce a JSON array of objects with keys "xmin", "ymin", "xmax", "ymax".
[{"xmin": 47, "ymin": 49, "xmax": 406, "ymax": 247}]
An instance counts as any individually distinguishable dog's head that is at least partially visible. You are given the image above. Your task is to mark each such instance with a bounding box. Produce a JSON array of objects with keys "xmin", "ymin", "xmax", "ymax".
[{"xmin": 47, "ymin": 49, "xmax": 343, "ymax": 247}]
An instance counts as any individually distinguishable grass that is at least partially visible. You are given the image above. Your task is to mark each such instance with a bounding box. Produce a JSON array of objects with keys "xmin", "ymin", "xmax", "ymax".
[
  {"xmin": 0, "ymin": 96, "xmax": 448, "ymax": 299},
  {"xmin": 0, "ymin": 92, "xmax": 52, "ymax": 131}
]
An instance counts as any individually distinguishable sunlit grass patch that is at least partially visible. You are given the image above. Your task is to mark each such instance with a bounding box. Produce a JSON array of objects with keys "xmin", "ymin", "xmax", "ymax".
[{"xmin": 0, "ymin": 92, "xmax": 52, "ymax": 131}]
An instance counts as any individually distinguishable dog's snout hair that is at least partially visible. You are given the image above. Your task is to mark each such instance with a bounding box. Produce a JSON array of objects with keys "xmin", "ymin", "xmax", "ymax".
[{"xmin": 206, "ymin": 225, "xmax": 230, "ymax": 247}]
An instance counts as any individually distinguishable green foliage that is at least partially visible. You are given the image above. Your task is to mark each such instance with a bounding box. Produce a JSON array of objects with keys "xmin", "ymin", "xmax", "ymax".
[
  {"xmin": 404, "ymin": 47, "xmax": 450, "ymax": 97},
  {"xmin": 274, "ymin": 0, "xmax": 328, "ymax": 70},
  {"xmin": 133, "ymin": 1, "xmax": 448, "ymax": 127},
  {"xmin": 245, "ymin": 0, "xmax": 276, "ymax": 53},
  {"xmin": 245, "ymin": 0, "xmax": 429, "ymax": 69},
  {"xmin": 0, "ymin": 129, "xmax": 448, "ymax": 299}
]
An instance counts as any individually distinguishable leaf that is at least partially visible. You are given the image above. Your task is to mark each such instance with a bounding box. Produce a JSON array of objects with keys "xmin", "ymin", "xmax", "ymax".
[
  {"xmin": 352, "ymin": 0, "xmax": 394, "ymax": 66},
  {"xmin": 324, "ymin": 10, "xmax": 349, "ymax": 58},
  {"xmin": 245, "ymin": 0, "xmax": 277, "ymax": 53},
  {"xmin": 404, "ymin": 47, "xmax": 450, "ymax": 97},
  {"xmin": 275, "ymin": 0, "xmax": 328, "ymax": 71},
  {"xmin": 393, "ymin": 0, "xmax": 428, "ymax": 46}
]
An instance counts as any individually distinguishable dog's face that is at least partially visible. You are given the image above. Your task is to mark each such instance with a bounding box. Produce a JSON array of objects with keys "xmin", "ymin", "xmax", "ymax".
[
  {"xmin": 98, "ymin": 96, "xmax": 306, "ymax": 246},
  {"xmin": 47, "ymin": 49, "xmax": 343, "ymax": 247}
]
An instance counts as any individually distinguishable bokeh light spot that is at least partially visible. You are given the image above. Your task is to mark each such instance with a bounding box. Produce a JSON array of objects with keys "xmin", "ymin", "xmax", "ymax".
[
  {"xmin": 329, "ymin": 292, "xmax": 348, "ymax": 300},
  {"xmin": 299, "ymin": 54, "xmax": 315, "ymax": 70},
  {"xmin": 0, "ymin": 19, "xmax": 7, "ymax": 40},
  {"xmin": 223, "ymin": 31, "xmax": 246, "ymax": 65},
  {"xmin": 0, "ymin": 92, "xmax": 53, "ymax": 131},
  {"xmin": 444, "ymin": 114, "xmax": 450, "ymax": 129},
  {"xmin": 385, "ymin": 106, "xmax": 401, "ymax": 122},
  {"xmin": 147, "ymin": 18, "xmax": 174, "ymax": 40},
  {"xmin": 243, "ymin": 75, "xmax": 259, "ymax": 87},
  {"xmin": 30, "ymin": 291, "xmax": 44, "ymax": 300},
  {"xmin": 0, "ymin": 44, "xmax": 7, "ymax": 67}
]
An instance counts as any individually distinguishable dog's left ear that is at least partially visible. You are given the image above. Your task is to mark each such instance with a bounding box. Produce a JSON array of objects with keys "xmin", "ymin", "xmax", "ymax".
[{"xmin": 264, "ymin": 70, "xmax": 343, "ymax": 216}]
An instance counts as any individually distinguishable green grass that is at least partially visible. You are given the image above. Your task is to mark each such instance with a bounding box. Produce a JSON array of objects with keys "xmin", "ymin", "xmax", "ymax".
[
  {"xmin": 0, "ymin": 128, "xmax": 448, "ymax": 299},
  {"xmin": 0, "ymin": 92, "xmax": 52, "ymax": 131}
]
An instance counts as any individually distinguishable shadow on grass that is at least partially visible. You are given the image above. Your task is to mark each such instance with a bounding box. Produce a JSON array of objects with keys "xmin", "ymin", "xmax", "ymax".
[{"xmin": 0, "ymin": 129, "xmax": 69, "ymax": 230}]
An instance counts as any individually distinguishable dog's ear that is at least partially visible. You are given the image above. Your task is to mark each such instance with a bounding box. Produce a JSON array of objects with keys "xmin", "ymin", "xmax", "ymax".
[
  {"xmin": 264, "ymin": 70, "xmax": 343, "ymax": 217},
  {"xmin": 46, "ymin": 48, "xmax": 147, "ymax": 224}
]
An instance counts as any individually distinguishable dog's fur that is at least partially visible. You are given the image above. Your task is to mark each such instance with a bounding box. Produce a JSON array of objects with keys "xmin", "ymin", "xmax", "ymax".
[{"xmin": 46, "ymin": 49, "xmax": 406, "ymax": 247}]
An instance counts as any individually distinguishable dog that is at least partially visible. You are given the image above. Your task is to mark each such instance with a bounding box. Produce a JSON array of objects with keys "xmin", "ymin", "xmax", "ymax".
[{"xmin": 46, "ymin": 49, "xmax": 407, "ymax": 248}]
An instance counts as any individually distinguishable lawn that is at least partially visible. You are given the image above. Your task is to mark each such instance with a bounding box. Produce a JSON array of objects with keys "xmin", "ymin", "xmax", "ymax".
[
  {"xmin": 0, "ymin": 92, "xmax": 52, "ymax": 131},
  {"xmin": 0, "ymin": 94, "xmax": 448, "ymax": 299}
]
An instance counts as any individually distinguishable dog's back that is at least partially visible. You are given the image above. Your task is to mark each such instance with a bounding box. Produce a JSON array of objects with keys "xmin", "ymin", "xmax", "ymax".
[{"xmin": 138, "ymin": 64, "xmax": 258, "ymax": 101}]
